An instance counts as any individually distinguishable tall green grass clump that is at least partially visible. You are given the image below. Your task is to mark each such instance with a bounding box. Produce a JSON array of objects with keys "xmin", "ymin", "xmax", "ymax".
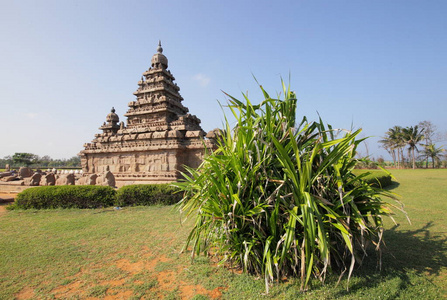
[{"xmin": 176, "ymin": 81, "xmax": 405, "ymax": 292}]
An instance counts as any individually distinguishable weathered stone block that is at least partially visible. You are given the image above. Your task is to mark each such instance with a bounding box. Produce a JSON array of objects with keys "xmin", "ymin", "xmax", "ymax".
[
  {"xmin": 1, "ymin": 176, "xmax": 18, "ymax": 182},
  {"xmin": 18, "ymin": 167, "xmax": 33, "ymax": 178}
]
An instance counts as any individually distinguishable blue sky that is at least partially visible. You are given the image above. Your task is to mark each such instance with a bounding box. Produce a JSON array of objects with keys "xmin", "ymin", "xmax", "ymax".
[{"xmin": 1, "ymin": 0, "xmax": 446, "ymax": 159}]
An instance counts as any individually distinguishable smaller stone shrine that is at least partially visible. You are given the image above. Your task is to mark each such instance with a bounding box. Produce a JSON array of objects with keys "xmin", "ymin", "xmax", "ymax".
[{"xmin": 79, "ymin": 42, "xmax": 218, "ymax": 186}]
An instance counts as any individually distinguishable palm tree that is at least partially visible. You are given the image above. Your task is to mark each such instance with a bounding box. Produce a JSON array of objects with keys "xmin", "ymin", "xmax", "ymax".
[
  {"xmin": 391, "ymin": 126, "xmax": 406, "ymax": 168},
  {"xmin": 380, "ymin": 126, "xmax": 405, "ymax": 168},
  {"xmin": 402, "ymin": 126, "xmax": 425, "ymax": 169},
  {"xmin": 379, "ymin": 136, "xmax": 396, "ymax": 166},
  {"xmin": 420, "ymin": 144, "xmax": 445, "ymax": 168}
]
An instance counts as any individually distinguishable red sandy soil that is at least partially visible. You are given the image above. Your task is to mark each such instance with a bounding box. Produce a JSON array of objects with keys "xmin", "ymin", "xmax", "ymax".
[
  {"xmin": 0, "ymin": 192, "xmax": 16, "ymax": 215},
  {"xmin": 1, "ymin": 194, "xmax": 226, "ymax": 299},
  {"xmin": 14, "ymin": 250, "xmax": 226, "ymax": 299}
]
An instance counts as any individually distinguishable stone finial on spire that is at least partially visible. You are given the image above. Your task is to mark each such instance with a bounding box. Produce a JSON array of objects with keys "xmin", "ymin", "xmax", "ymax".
[
  {"xmin": 157, "ymin": 40, "xmax": 163, "ymax": 53},
  {"xmin": 111, "ymin": 107, "xmax": 116, "ymax": 113},
  {"xmin": 151, "ymin": 40, "xmax": 168, "ymax": 69}
]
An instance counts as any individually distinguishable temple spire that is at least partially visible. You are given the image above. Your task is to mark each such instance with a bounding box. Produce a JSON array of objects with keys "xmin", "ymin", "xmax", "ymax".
[
  {"xmin": 80, "ymin": 41, "xmax": 217, "ymax": 184},
  {"xmin": 157, "ymin": 40, "xmax": 163, "ymax": 53}
]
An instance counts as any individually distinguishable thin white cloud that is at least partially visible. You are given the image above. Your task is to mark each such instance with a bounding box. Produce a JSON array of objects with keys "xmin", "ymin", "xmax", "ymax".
[
  {"xmin": 193, "ymin": 73, "xmax": 210, "ymax": 87},
  {"xmin": 25, "ymin": 112, "xmax": 38, "ymax": 119}
]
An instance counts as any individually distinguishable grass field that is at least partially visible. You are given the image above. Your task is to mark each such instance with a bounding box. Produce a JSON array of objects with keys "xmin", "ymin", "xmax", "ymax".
[{"xmin": 0, "ymin": 169, "xmax": 446, "ymax": 299}]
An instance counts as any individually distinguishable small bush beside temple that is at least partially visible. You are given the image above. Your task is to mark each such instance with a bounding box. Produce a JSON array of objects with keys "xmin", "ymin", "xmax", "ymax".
[
  {"xmin": 115, "ymin": 184, "xmax": 182, "ymax": 207},
  {"xmin": 354, "ymin": 170, "xmax": 393, "ymax": 188},
  {"xmin": 10, "ymin": 184, "xmax": 182, "ymax": 210},
  {"xmin": 12, "ymin": 186, "xmax": 116, "ymax": 209}
]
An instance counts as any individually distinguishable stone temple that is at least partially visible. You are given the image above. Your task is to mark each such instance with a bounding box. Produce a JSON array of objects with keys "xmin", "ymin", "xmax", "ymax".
[{"xmin": 79, "ymin": 42, "xmax": 217, "ymax": 186}]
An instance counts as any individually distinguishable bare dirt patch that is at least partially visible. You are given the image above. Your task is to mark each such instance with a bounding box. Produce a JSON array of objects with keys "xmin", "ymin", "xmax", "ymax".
[
  {"xmin": 0, "ymin": 203, "xmax": 9, "ymax": 215},
  {"xmin": 154, "ymin": 266, "xmax": 224, "ymax": 299},
  {"xmin": 0, "ymin": 194, "xmax": 15, "ymax": 201},
  {"xmin": 209, "ymin": 286, "xmax": 226, "ymax": 298},
  {"xmin": 101, "ymin": 279, "xmax": 126, "ymax": 287},
  {"xmin": 115, "ymin": 253, "xmax": 170, "ymax": 275},
  {"xmin": 51, "ymin": 280, "xmax": 83, "ymax": 299},
  {"xmin": 0, "ymin": 192, "xmax": 16, "ymax": 216},
  {"xmin": 179, "ymin": 283, "xmax": 226, "ymax": 299},
  {"xmin": 179, "ymin": 283, "xmax": 210, "ymax": 299},
  {"xmin": 15, "ymin": 287, "xmax": 35, "ymax": 300},
  {"xmin": 156, "ymin": 269, "xmax": 179, "ymax": 291},
  {"xmin": 115, "ymin": 258, "xmax": 147, "ymax": 274},
  {"xmin": 103, "ymin": 290, "xmax": 133, "ymax": 299}
]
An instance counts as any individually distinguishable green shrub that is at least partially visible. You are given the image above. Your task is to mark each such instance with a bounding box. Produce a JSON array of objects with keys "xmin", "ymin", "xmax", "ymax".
[
  {"xmin": 115, "ymin": 184, "xmax": 182, "ymax": 207},
  {"xmin": 176, "ymin": 81, "xmax": 405, "ymax": 293},
  {"xmin": 12, "ymin": 186, "xmax": 116, "ymax": 209},
  {"xmin": 353, "ymin": 170, "xmax": 393, "ymax": 188},
  {"xmin": 362, "ymin": 172, "xmax": 392, "ymax": 188}
]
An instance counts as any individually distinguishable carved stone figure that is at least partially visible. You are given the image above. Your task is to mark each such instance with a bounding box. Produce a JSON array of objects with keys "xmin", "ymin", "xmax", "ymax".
[
  {"xmin": 40, "ymin": 173, "xmax": 56, "ymax": 186},
  {"xmin": 77, "ymin": 174, "xmax": 97, "ymax": 185},
  {"xmin": 24, "ymin": 173, "xmax": 41, "ymax": 186},
  {"xmin": 56, "ymin": 173, "xmax": 75, "ymax": 185},
  {"xmin": 5, "ymin": 164, "xmax": 10, "ymax": 171},
  {"xmin": 99, "ymin": 170, "xmax": 115, "ymax": 187}
]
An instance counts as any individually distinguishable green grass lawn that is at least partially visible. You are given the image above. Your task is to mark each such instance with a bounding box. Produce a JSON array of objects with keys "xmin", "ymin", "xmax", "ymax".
[{"xmin": 0, "ymin": 169, "xmax": 446, "ymax": 299}]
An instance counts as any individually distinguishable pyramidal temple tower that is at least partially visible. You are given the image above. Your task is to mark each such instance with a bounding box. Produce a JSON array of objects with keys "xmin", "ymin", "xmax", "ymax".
[{"xmin": 79, "ymin": 42, "xmax": 217, "ymax": 185}]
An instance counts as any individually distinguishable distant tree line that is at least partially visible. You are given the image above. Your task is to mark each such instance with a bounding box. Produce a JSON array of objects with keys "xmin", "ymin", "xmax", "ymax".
[
  {"xmin": 379, "ymin": 121, "xmax": 446, "ymax": 169},
  {"xmin": 0, "ymin": 153, "xmax": 81, "ymax": 169}
]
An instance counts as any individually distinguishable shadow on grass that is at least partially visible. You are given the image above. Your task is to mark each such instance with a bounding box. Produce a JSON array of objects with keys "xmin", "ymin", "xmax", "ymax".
[
  {"xmin": 334, "ymin": 221, "xmax": 446, "ymax": 298},
  {"xmin": 385, "ymin": 180, "xmax": 400, "ymax": 191}
]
